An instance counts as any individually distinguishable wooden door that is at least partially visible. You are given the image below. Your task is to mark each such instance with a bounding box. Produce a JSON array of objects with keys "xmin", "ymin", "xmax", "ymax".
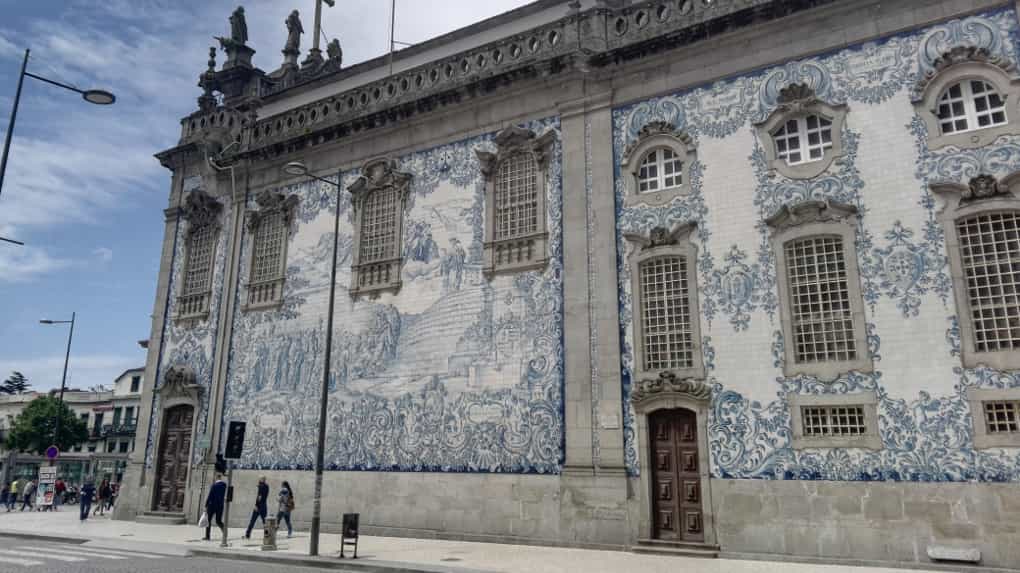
[
  {"xmin": 153, "ymin": 405, "xmax": 193, "ymax": 512},
  {"xmin": 650, "ymin": 408, "xmax": 704, "ymax": 541}
]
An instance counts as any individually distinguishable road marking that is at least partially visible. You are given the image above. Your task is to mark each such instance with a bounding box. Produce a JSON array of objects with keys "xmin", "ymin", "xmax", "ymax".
[
  {"xmin": 18, "ymin": 545, "xmax": 130, "ymax": 560},
  {"xmin": 77, "ymin": 546, "xmax": 166, "ymax": 559},
  {"xmin": 0, "ymin": 549, "xmax": 86, "ymax": 562},
  {"xmin": 0, "ymin": 555, "xmax": 43, "ymax": 566}
]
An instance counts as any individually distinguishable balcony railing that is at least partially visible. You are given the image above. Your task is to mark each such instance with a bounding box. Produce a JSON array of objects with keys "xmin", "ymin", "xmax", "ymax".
[{"xmin": 99, "ymin": 423, "xmax": 137, "ymax": 437}]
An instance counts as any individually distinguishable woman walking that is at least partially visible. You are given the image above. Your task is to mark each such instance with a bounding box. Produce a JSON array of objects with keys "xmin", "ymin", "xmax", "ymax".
[
  {"xmin": 93, "ymin": 479, "xmax": 111, "ymax": 516},
  {"xmin": 276, "ymin": 481, "xmax": 295, "ymax": 538}
]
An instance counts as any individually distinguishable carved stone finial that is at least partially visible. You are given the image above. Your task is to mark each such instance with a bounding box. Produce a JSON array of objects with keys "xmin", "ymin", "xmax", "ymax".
[
  {"xmin": 630, "ymin": 371, "xmax": 711, "ymax": 406},
  {"xmin": 777, "ymin": 82, "xmax": 815, "ymax": 105},
  {"xmin": 964, "ymin": 174, "xmax": 1004, "ymax": 200},
  {"xmin": 207, "ymin": 47, "xmax": 217, "ymax": 73},
  {"xmin": 283, "ymin": 10, "xmax": 303, "ymax": 57},
  {"xmin": 623, "ymin": 222, "xmax": 697, "ymax": 252},
  {"xmin": 182, "ymin": 190, "xmax": 223, "ymax": 232}
]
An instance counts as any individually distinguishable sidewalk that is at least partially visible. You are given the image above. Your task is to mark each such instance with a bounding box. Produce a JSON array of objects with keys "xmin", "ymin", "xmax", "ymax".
[{"xmin": 0, "ymin": 508, "xmax": 998, "ymax": 573}]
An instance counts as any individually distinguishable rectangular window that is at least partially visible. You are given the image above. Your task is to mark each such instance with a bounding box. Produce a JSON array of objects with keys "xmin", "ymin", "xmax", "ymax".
[
  {"xmin": 87, "ymin": 445, "xmax": 96, "ymax": 453},
  {"xmin": 183, "ymin": 226, "xmax": 216, "ymax": 296},
  {"xmin": 984, "ymin": 400, "xmax": 1019, "ymax": 433},
  {"xmin": 784, "ymin": 236, "xmax": 857, "ymax": 364},
  {"xmin": 130, "ymin": 376, "xmax": 140, "ymax": 393},
  {"xmin": 956, "ymin": 212, "xmax": 1020, "ymax": 353},
  {"xmin": 495, "ymin": 153, "xmax": 538, "ymax": 240},
  {"xmin": 802, "ymin": 405, "xmax": 868, "ymax": 437},
  {"xmin": 106, "ymin": 441, "xmax": 116, "ymax": 453},
  {"xmin": 124, "ymin": 407, "xmax": 135, "ymax": 426},
  {"xmin": 358, "ymin": 187, "xmax": 398, "ymax": 264},
  {"xmin": 80, "ymin": 413, "xmax": 89, "ymax": 424},
  {"xmin": 119, "ymin": 441, "xmax": 130, "ymax": 453},
  {"xmin": 93, "ymin": 413, "xmax": 104, "ymax": 435},
  {"xmin": 639, "ymin": 256, "xmax": 693, "ymax": 371},
  {"xmin": 251, "ymin": 211, "xmax": 287, "ymax": 283},
  {"xmin": 112, "ymin": 408, "xmax": 122, "ymax": 427}
]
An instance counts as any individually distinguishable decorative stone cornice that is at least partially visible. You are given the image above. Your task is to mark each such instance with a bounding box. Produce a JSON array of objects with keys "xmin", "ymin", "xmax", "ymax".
[
  {"xmin": 476, "ymin": 126, "xmax": 557, "ymax": 179},
  {"xmin": 348, "ymin": 157, "xmax": 412, "ymax": 211},
  {"xmin": 630, "ymin": 371, "xmax": 711, "ymax": 407},
  {"xmin": 624, "ymin": 222, "xmax": 697, "ymax": 252},
  {"xmin": 965, "ymin": 174, "xmax": 1007, "ymax": 201},
  {"xmin": 158, "ymin": 366, "xmax": 203, "ymax": 406},
  {"xmin": 182, "ymin": 189, "xmax": 223, "ymax": 232},
  {"xmin": 765, "ymin": 200, "xmax": 858, "ymax": 232},
  {"xmin": 914, "ymin": 46, "xmax": 1015, "ymax": 98},
  {"xmin": 246, "ymin": 190, "xmax": 299, "ymax": 231},
  {"xmin": 163, "ymin": 0, "xmax": 832, "ymax": 161}
]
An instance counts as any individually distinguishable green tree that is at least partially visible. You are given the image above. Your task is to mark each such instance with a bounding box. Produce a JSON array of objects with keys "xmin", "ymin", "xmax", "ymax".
[
  {"xmin": 1, "ymin": 371, "xmax": 30, "ymax": 394},
  {"xmin": 3, "ymin": 396, "xmax": 88, "ymax": 454}
]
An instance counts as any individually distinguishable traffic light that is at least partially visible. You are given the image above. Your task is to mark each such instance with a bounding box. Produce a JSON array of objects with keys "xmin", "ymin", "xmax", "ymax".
[{"xmin": 224, "ymin": 421, "xmax": 246, "ymax": 459}]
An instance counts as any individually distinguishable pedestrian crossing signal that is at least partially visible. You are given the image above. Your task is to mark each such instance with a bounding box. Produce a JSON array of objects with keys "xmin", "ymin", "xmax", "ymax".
[{"xmin": 224, "ymin": 421, "xmax": 246, "ymax": 459}]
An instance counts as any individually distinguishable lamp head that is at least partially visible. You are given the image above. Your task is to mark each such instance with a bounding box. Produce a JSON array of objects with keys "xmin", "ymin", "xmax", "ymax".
[
  {"xmin": 39, "ymin": 319, "xmax": 54, "ymax": 324},
  {"xmin": 83, "ymin": 89, "xmax": 115, "ymax": 105},
  {"xmin": 283, "ymin": 161, "xmax": 309, "ymax": 176}
]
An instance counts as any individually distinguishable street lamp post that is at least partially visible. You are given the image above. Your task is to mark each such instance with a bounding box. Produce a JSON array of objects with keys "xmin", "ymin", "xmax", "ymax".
[
  {"xmin": 0, "ymin": 49, "xmax": 115, "ymax": 245},
  {"xmin": 40, "ymin": 312, "xmax": 75, "ymax": 451},
  {"xmin": 283, "ymin": 161, "xmax": 340, "ymax": 557}
]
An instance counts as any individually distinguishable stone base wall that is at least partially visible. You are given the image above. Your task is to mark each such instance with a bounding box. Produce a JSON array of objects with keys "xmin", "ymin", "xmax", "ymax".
[
  {"xmin": 711, "ymin": 479, "xmax": 1020, "ymax": 569},
  {"xmin": 171, "ymin": 468, "xmax": 631, "ymax": 548}
]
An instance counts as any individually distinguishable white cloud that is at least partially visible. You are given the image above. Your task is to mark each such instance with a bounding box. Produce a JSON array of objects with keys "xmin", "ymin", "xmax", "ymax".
[
  {"xmin": 0, "ymin": 353, "xmax": 143, "ymax": 392},
  {"xmin": 92, "ymin": 246, "xmax": 113, "ymax": 263},
  {"xmin": 0, "ymin": 246, "xmax": 72, "ymax": 282}
]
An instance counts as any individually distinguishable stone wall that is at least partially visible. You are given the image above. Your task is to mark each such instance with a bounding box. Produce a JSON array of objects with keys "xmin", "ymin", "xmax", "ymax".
[{"xmin": 711, "ymin": 479, "xmax": 1020, "ymax": 568}]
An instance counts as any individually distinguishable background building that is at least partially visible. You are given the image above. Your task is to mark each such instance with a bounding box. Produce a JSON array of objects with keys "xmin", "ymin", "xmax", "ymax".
[
  {"xmin": 119, "ymin": 0, "xmax": 1019, "ymax": 568},
  {"xmin": 0, "ymin": 367, "xmax": 144, "ymax": 486}
]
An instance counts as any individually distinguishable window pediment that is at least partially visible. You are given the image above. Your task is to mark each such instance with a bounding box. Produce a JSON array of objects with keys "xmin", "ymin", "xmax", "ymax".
[
  {"xmin": 182, "ymin": 189, "xmax": 222, "ymax": 233},
  {"xmin": 756, "ymin": 83, "xmax": 847, "ymax": 180},
  {"xmin": 765, "ymin": 200, "xmax": 858, "ymax": 233},
  {"xmin": 246, "ymin": 190, "xmax": 299, "ymax": 231},
  {"xmin": 623, "ymin": 222, "xmax": 697, "ymax": 253}
]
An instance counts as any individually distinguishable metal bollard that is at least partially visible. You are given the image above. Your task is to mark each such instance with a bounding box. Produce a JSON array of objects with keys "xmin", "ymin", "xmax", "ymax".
[{"xmin": 262, "ymin": 516, "xmax": 278, "ymax": 551}]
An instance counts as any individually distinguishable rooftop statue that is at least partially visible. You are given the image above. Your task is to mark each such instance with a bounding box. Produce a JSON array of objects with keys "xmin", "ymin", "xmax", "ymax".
[
  {"xmin": 284, "ymin": 10, "xmax": 303, "ymax": 54},
  {"xmin": 327, "ymin": 38, "xmax": 343, "ymax": 65},
  {"xmin": 230, "ymin": 6, "xmax": 248, "ymax": 45}
]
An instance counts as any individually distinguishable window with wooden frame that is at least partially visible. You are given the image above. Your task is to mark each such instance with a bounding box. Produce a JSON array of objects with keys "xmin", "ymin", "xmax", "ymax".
[
  {"xmin": 755, "ymin": 83, "xmax": 846, "ymax": 180},
  {"xmin": 766, "ymin": 201, "xmax": 872, "ymax": 380},
  {"xmin": 176, "ymin": 190, "xmax": 222, "ymax": 323},
  {"xmin": 624, "ymin": 223, "xmax": 705, "ymax": 381},
  {"xmin": 476, "ymin": 125, "xmax": 556, "ymax": 277},
  {"xmin": 621, "ymin": 121, "xmax": 697, "ymax": 208},
  {"xmin": 913, "ymin": 48, "xmax": 1020, "ymax": 150},
  {"xmin": 244, "ymin": 190, "xmax": 299, "ymax": 310},
  {"xmin": 933, "ymin": 173, "xmax": 1020, "ymax": 371},
  {"xmin": 348, "ymin": 157, "xmax": 411, "ymax": 299}
]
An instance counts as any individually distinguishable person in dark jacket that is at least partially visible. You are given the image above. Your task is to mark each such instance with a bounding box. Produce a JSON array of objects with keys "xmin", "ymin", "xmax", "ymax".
[
  {"xmin": 93, "ymin": 479, "xmax": 111, "ymax": 516},
  {"xmin": 79, "ymin": 481, "xmax": 96, "ymax": 521},
  {"xmin": 204, "ymin": 474, "xmax": 227, "ymax": 541},
  {"xmin": 244, "ymin": 476, "xmax": 269, "ymax": 540}
]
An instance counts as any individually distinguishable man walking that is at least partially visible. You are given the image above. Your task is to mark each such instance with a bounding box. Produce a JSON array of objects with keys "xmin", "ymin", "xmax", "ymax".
[
  {"xmin": 79, "ymin": 480, "xmax": 95, "ymax": 521},
  {"xmin": 204, "ymin": 474, "xmax": 227, "ymax": 541},
  {"xmin": 5, "ymin": 479, "xmax": 17, "ymax": 511},
  {"xmin": 244, "ymin": 476, "xmax": 269, "ymax": 540},
  {"xmin": 19, "ymin": 480, "xmax": 35, "ymax": 511}
]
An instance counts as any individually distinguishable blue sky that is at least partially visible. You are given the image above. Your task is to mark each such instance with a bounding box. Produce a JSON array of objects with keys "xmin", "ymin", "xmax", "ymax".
[{"xmin": 0, "ymin": 0, "xmax": 531, "ymax": 391}]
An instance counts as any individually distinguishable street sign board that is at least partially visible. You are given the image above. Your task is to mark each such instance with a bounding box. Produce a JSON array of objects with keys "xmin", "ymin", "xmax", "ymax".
[
  {"xmin": 224, "ymin": 421, "xmax": 246, "ymax": 459},
  {"xmin": 37, "ymin": 466, "xmax": 57, "ymax": 507}
]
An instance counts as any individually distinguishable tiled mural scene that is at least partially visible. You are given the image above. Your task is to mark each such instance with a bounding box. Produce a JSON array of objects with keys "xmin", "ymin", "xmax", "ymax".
[{"xmin": 95, "ymin": 0, "xmax": 1020, "ymax": 570}]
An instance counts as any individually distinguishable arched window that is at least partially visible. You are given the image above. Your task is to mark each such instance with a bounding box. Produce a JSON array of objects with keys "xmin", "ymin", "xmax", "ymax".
[
  {"xmin": 637, "ymin": 147, "xmax": 684, "ymax": 193},
  {"xmin": 176, "ymin": 190, "xmax": 222, "ymax": 323},
  {"xmin": 244, "ymin": 190, "xmax": 298, "ymax": 310},
  {"xmin": 772, "ymin": 114, "xmax": 833, "ymax": 166},
  {"xmin": 349, "ymin": 158, "xmax": 411, "ymax": 298},
  {"xmin": 937, "ymin": 80, "xmax": 1007, "ymax": 135}
]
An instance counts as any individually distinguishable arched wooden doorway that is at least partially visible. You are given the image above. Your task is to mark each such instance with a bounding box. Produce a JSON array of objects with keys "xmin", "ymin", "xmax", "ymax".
[
  {"xmin": 649, "ymin": 408, "xmax": 704, "ymax": 541},
  {"xmin": 153, "ymin": 404, "xmax": 193, "ymax": 512}
]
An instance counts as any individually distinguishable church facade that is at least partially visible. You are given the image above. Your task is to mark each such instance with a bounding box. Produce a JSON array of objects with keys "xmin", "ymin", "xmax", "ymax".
[{"xmin": 117, "ymin": 0, "xmax": 1020, "ymax": 567}]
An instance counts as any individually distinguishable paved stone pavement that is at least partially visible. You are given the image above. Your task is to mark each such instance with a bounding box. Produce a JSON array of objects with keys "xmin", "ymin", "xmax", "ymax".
[{"xmin": 0, "ymin": 508, "xmax": 973, "ymax": 572}]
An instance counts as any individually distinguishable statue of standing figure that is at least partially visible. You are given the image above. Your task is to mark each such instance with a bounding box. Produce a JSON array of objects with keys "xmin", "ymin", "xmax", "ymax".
[
  {"xmin": 230, "ymin": 6, "xmax": 248, "ymax": 45},
  {"xmin": 284, "ymin": 10, "xmax": 303, "ymax": 54}
]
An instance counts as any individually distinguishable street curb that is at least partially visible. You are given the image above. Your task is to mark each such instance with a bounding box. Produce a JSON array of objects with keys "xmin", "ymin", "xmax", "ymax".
[
  {"xmin": 190, "ymin": 548, "xmax": 492, "ymax": 573},
  {"xmin": 720, "ymin": 551, "xmax": 1020, "ymax": 573},
  {"xmin": 0, "ymin": 530, "xmax": 88, "ymax": 545}
]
